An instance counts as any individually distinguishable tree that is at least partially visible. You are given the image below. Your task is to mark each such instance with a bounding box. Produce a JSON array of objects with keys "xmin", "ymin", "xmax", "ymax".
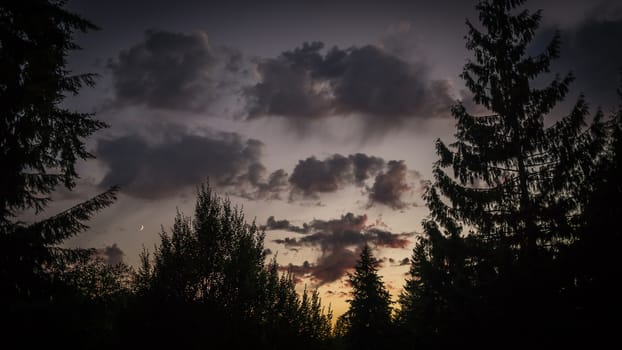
[
  {"xmin": 572, "ymin": 79, "xmax": 622, "ymax": 343},
  {"xmin": 344, "ymin": 244, "xmax": 392, "ymax": 350},
  {"xmin": 399, "ymin": 0, "xmax": 606, "ymax": 345},
  {"xmin": 0, "ymin": 0, "xmax": 118, "ymax": 293},
  {"xmin": 135, "ymin": 182, "xmax": 333, "ymax": 349},
  {"xmin": 0, "ymin": 0, "xmax": 109, "ymax": 219},
  {"xmin": 0, "ymin": 1, "xmax": 118, "ymax": 345}
]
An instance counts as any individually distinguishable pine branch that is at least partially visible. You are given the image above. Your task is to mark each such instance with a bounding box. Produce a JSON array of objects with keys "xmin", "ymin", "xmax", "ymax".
[{"xmin": 25, "ymin": 186, "xmax": 118, "ymax": 245}]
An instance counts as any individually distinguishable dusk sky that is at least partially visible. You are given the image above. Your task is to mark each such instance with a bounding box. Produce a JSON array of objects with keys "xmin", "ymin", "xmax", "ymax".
[{"xmin": 36, "ymin": 0, "xmax": 622, "ymax": 316}]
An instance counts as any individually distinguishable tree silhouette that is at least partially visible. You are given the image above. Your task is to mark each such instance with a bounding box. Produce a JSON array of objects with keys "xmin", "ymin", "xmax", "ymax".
[
  {"xmin": 0, "ymin": 1, "xmax": 118, "ymax": 346},
  {"xmin": 344, "ymin": 244, "xmax": 392, "ymax": 350},
  {"xmin": 572, "ymin": 78, "xmax": 622, "ymax": 343},
  {"xmin": 134, "ymin": 182, "xmax": 333, "ymax": 349},
  {"xmin": 399, "ymin": 0, "xmax": 607, "ymax": 345}
]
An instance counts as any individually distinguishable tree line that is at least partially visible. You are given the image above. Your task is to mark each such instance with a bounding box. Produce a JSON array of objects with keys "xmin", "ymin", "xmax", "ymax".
[{"xmin": 2, "ymin": 0, "xmax": 621, "ymax": 348}]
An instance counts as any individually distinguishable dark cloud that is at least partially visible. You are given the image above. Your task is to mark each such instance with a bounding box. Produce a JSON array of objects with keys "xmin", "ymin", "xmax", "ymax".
[
  {"xmin": 107, "ymin": 30, "xmax": 243, "ymax": 112},
  {"xmin": 558, "ymin": 18, "xmax": 622, "ymax": 108},
  {"xmin": 236, "ymin": 164, "xmax": 289, "ymax": 200},
  {"xmin": 269, "ymin": 213, "xmax": 414, "ymax": 285},
  {"xmin": 289, "ymin": 153, "xmax": 385, "ymax": 198},
  {"xmin": 367, "ymin": 160, "xmax": 412, "ymax": 209},
  {"xmin": 324, "ymin": 289, "xmax": 348, "ymax": 298},
  {"xmin": 244, "ymin": 42, "xmax": 333, "ymax": 125},
  {"xmin": 262, "ymin": 216, "xmax": 308, "ymax": 233},
  {"xmin": 286, "ymin": 153, "xmax": 420, "ymax": 208},
  {"xmin": 308, "ymin": 246, "xmax": 361, "ymax": 285},
  {"xmin": 349, "ymin": 153, "xmax": 386, "ymax": 185},
  {"xmin": 244, "ymin": 42, "xmax": 454, "ymax": 135},
  {"xmin": 97, "ymin": 126, "xmax": 282, "ymax": 199},
  {"xmin": 388, "ymin": 257, "xmax": 410, "ymax": 266},
  {"xmin": 528, "ymin": 15, "xmax": 622, "ymax": 111},
  {"xmin": 93, "ymin": 244, "xmax": 125, "ymax": 265},
  {"xmin": 289, "ymin": 154, "xmax": 353, "ymax": 198}
]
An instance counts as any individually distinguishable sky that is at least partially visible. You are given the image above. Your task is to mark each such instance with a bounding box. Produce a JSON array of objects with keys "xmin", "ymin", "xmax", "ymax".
[{"xmin": 37, "ymin": 0, "xmax": 622, "ymax": 317}]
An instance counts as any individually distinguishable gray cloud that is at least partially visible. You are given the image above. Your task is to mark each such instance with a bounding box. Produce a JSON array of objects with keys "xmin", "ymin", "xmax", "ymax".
[
  {"xmin": 236, "ymin": 164, "xmax": 289, "ymax": 200},
  {"xmin": 244, "ymin": 42, "xmax": 454, "ymax": 135},
  {"xmin": 289, "ymin": 154, "xmax": 353, "ymax": 197},
  {"xmin": 268, "ymin": 213, "xmax": 414, "ymax": 285},
  {"xmin": 262, "ymin": 216, "xmax": 309, "ymax": 233},
  {"xmin": 107, "ymin": 30, "xmax": 244, "ymax": 112},
  {"xmin": 528, "ymin": 13, "xmax": 622, "ymax": 111},
  {"xmin": 244, "ymin": 42, "xmax": 333, "ymax": 125},
  {"xmin": 97, "ymin": 126, "xmax": 283, "ymax": 199},
  {"xmin": 558, "ymin": 18, "xmax": 622, "ymax": 108},
  {"xmin": 93, "ymin": 244, "xmax": 125, "ymax": 265},
  {"xmin": 289, "ymin": 153, "xmax": 385, "ymax": 199},
  {"xmin": 367, "ymin": 160, "xmax": 413, "ymax": 209}
]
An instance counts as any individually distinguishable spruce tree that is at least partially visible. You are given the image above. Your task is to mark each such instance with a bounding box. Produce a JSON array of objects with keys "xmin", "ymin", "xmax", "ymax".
[
  {"xmin": 345, "ymin": 244, "xmax": 392, "ymax": 350},
  {"xmin": 399, "ymin": 0, "xmax": 606, "ymax": 345},
  {"xmin": 0, "ymin": 1, "xmax": 118, "ymax": 345},
  {"xmin": 573, "ymin": 80, "xmax": 622, "ymax": 343}
]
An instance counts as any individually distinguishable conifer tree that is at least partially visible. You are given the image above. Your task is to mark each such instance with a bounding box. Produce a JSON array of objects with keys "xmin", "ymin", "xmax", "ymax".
[
  {"xmin": 399, "ymin": 0, "xmax": 606, "ymax": 345},
  {"xmin": 345, "ymin": 244, "xmax": 392, "ymax": 350},
  {"xmin": 0, "ymin": 0, "xmax": 119, "ymax": 298},
  {"xmin": 573, "ymin": 80, "xmax": 622, "ymax": 342},
  {"xmin": 0, "ymin": 1, "xmax": 118, "ymax": 345}
]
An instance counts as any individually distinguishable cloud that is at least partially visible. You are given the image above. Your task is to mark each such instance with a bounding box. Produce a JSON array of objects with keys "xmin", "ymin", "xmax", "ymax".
[
  {"xmin": 244, "ymin": 41, "xmax": 454, "ymax": 135},
  {"xmin": 286, "ymin": 153, "xmax": 419, "ymax": 208},
  {"xmin": 367, "ymin": 160, "xmax": 413, "ymax": 209},
  {"xmin": 559, "ymin": 17, "xmax": 622, "ymax": 108},
  {"xmin": 349, "ymin": 153, "xmax": 386, "ymax": 185},
  {"xmin": 107, "ymin": 30, "xmax": 244, "ymax": 112},
  {"xmin": 262, "ymin": 216, "xmax": 308, "ymax": 233},
  {"xmin": 530, "ymin": 16, "xmax": 622, "ymax": 110},
  {"xmin": 268, "ymin": 213, "xmax": 414, "ymax": 285},
  {"xmin": 98, "ymin": 133, "xmax": 419, "ymax": 204},
  {"xmin": 244, "ymin": 42, "xmax": 333, "ymax": 125},
  {"xmin": 289, "ymin": 153, "xmax": 384, "ymax": 198},
  {"xmin": 236, "ymin": 164, "xmax": 289, "ymax": 200},
  {"xmin": 93, "ymin": 244, "xmax": 125, "ymax": 265},
  {"xmin": 97, "ymin": 125, "xmax": 283, "ymax": 199}
]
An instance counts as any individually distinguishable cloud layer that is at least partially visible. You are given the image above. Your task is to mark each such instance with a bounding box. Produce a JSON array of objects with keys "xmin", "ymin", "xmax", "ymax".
[
  {"xmin": 289, "ymin": 153, "xmax": 384, "ymax": 198},
  {"xmin": 367, "ymin": 160, "xmax": 413, "ymax": 209},
  {"xmin": 244, "ymin": 42, "xmax": 455, "ymax": 134},
  {"xmin": 93, "ymin": 244, "xmax": 125, "ymax": 265},
  {"xmin": 97, "ymin": 126, "xmax": 284, "ymax": 199},
  {"xmin": 107, "ymin": 30, "xmax": 244, "ymax": 112},
  {"xmin": 267, "ymin": 213, "xmax": 414, "ymax": 285},
  {"xmin": 288, "ymin": 153, "xmax": 418, "ymax": 208},
  {"xmin": 559, "ymin": 17, "xmax": 622, "ymax": 107}
]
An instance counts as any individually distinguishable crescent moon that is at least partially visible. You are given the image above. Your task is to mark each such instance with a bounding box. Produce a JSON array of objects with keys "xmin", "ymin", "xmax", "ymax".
[{"xmin": 139, "ymin": 225, "xmax": 144, "ymax": 231}]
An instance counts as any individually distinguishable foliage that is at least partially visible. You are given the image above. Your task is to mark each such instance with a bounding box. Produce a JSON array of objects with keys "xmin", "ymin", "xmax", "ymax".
[
  {"xmin": 342, "ymin": 244, "xmax": 392, "ymax": 350},
  {"xmin": 0, "ymin": 1, "xmax": 121, "ymax": 346},
  {"xmin": 135, "ymin": 182, "xmax": 333, "ymax": 349},
  {"xmin": 398, "ymin": 0, "xmax": 609, "ymax": 345},
  {"xmin": 0, "ymin": 0, "xmax": 106, "ymax": 219},
  {"xmin": 0, "ymin": 0, "xmax": 119, "ymax": 299}
]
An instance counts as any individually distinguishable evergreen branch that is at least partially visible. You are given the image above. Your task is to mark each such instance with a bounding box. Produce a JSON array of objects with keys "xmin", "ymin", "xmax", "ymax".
[{"xmin": 25, "ymin": 186, "xmax": 118, "ymax": 245}]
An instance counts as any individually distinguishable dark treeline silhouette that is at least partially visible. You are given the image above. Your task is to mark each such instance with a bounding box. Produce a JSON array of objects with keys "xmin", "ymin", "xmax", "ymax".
[
  {"xmin": 2, "ymin": 0, "xmax": 622, "ymax": 348},
  {"xmin": 126, "ymin": 183, "xmax": 333, "ymax": 349}
]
